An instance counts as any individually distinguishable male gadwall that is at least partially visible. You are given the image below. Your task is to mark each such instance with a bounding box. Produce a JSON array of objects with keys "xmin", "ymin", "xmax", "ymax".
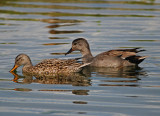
[
  {"xmin": 65, "ymin": 38, "xmax": 147, "ymax": 68},
  {"xmin": 10, "ymin": 54, "xmax": 90, "ymax": 75}
]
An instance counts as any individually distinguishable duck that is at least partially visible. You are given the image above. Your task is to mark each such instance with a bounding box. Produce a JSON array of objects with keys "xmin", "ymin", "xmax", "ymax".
[
  {"xmin": 10, "ymin": 53, "xmax": 90, "ymax": 75},
  {"xmin": 65, "ymin": 38, "xmax": 147, "ymax": 68}
]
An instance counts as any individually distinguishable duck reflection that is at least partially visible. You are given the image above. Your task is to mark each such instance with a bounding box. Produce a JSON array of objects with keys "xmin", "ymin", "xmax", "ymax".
[
  {"xmin": 83, "ymin": 66, "xmax": 147, "ymax": 78},
  {"xmin": 10, "ymin": 71, "xmax": 91, "ymax": 86},
  {"xmin": 10, "ymin": 65, "xmax": 147, "ymax": 89},
  {"xmin": 72, "ymin": 90, "xmax": 89, "ymax": 95},
  {"xmin": 10, "ymin": 72, "xmax": 91, "ymax": 95},
  {"xmin": 11, "ymin": 72, "xmax": 33, "ymax": 84},
  {"xmin": 73, "ymin": 101, "xmax": 88, "ymax": 104},
  {"xmin": 82, "ymin": 66, "xmax": 147, "ymax": 87}
]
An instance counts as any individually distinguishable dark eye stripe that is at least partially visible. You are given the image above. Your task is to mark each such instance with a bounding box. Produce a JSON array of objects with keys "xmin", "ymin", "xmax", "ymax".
[{"xmin": 16, "ymin": 56, "xmax": 23, "ymax": 62}]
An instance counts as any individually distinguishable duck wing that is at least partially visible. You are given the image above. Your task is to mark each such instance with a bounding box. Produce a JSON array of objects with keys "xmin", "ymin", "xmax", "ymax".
[{"xmin": 105, "ymin": 48, "xmax": 146, "ymax": 59}]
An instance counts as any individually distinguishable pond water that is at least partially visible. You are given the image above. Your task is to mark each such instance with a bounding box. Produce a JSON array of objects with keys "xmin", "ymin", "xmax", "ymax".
[{"xmin": 0, "ymin": 0, "xmax": 160, "ymax": 115}]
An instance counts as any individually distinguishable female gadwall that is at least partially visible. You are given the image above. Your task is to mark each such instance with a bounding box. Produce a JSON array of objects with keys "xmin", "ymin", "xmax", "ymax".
[
  {"xmin": 65, "ymin": 38, "xmax": 147, "ymax": 68},
  {"xmin": 10, "ymin": 54, "xmax": 90, "ymax": 75}
]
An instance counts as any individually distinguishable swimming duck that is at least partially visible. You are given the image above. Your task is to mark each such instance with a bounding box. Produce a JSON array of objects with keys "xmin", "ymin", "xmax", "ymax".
[
  {"xmin": 10, "ymin": 54, "xmax": 90, "ymax": 75},
  {"xmin": 65, "ymin": 38, "xmax": 147, "ymax": 68}
]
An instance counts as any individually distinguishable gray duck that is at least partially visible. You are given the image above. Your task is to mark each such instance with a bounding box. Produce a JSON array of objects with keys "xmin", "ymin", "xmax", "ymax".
[{"xmin": 65, "ymin": 38, "xmax": 147, "ymax": 68}]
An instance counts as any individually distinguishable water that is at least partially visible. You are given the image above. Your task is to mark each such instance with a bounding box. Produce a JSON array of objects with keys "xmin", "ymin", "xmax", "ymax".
[{"xmin": 0, "ymin": 0, "xmax": 160, "ymax": 115}]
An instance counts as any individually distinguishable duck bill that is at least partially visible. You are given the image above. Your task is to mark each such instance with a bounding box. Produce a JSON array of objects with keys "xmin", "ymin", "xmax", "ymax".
[
  {"xmin": 65, "ymin": 48, "xmax": 74, "ymax": 56},
  {"xmin": 10, "ymin": 65, "xmax": 19, "ymax": 72}
]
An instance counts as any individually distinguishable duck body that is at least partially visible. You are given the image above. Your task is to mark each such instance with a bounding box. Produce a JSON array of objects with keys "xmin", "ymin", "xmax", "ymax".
[
  {"xmin": 65, "ymin": 38, "xmax": 147, "ymax": 68},
  {"xmin": 91, "ymin": 54, "xmax": 128, "ymax": 67},
  {"xmin": 10, "ymin": 54, "xmax": 90, "ymax": 75},
  {"xmin": 23, "ymin": 59, "xmax": 84, "ymax": 74}
]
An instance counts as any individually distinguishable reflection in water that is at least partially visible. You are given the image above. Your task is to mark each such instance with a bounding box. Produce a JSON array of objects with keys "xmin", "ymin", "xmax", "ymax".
[
  {"xmin": 10, "ymin": 66, "xmax": 147, "ymax": 94},
  {"xmin": 0, "ymin": 0, "xmax": 158, "ymax": 21},
  {"xmin": 48, "ymin": 37, "xmax": 69, "ymax": 39},
  {"xmin": 1, "ymin": 0, "xmax": 157, "ymax": 9},
  {"xmin": 46, "ymin": 24, "xmax": 76, "ymax": 29},
  {"xmin": 44, "ymin": 18, "xmax": 83, "ymax": 37},
  {"xmin": 99, "ymin": 83, "xmax": 139, "ymax": 87},
  {"xmin": 73, "ymin": 101, "xmax": 88, "ymax": 104},
  {"xmin": 83, "ymin": 66, "xmax": 147, "ymax": 87},
  {"xmin": 42, "ymin": 42, "xmax": 68, "ymax": 46},
  {"xmin": 10, "ymin": 65, "xmax": 147, "ymax": 88},
  {"xmin": 11, "ymin": 72, "xmax": 33, "ymax": 84},
  {"xmin": 10, "ymin": 72, "xmax": 91, "ymax": 86},
  {"xmin": 49, "ymin": 29, "xmax": 83, "ymax": 34},
  {"xmin": 33, "ymin": 74, "xmax": 90, "ymax": 86},
  {"xmin": 10, "ymin": 66, "xmax": 147, "ymax": 89},
  {"xmin": 129, "ymin": 40, "xmax": 158, "ymax": 42},
  {"xmin": 14, "ymin": 88, "xmax": 32, "ymax": 92},
  {"xmin": 1, "ymin": 0, "xmax": 159, "ymax": 115},
  {"xmin": 10, "ymin": 72, "xmax": 91, "ymax": 95},
  {"xmin": 83, "ymin": 66, "xmax": 146, "ymax": 78},
  {"xmin": 0, "ymin": 9, "xmax": 155, "ymax": 18},
  {"xmin": 0, "ymin": 42, "xmax": 16, "ymax": 44},
  {"xmin": 41, "ymin": 18, "xmax": 83, "ymax": 24},
  {"xmin": 72, "ymin": 90, "xmax": 89, "ymax": 95}
]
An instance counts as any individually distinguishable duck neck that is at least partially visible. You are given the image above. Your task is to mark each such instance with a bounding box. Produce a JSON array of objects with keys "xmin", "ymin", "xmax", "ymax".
[
  {"xmin": 22, "ymin": 60, "xmax": 33, "ymax": 72},
  {"xmin": 81, "ymin": 48, "xmax": 93, "ymax": 63}
]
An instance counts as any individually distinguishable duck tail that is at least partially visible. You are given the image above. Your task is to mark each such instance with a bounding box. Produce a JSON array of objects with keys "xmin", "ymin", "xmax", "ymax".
[
  {"xmin": 125, "ymin": 55, "xmax": 148, "ymax": 64},
  {"xmin": 136, "ymin": 48, "xmax": 146, "ymax": 53}
]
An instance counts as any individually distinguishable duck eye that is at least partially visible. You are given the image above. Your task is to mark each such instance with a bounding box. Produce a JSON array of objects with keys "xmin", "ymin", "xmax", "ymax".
[
  {"xmin": 73, "ymin": 42, "xmax": 77, "ymax": 45},
  {"xmin": 16, "ymin": 57, "xmax": 23, "ymax": 63},
  {"xmin": 16, "ymin": 58, "xmax": 21, "ymax": 62}
]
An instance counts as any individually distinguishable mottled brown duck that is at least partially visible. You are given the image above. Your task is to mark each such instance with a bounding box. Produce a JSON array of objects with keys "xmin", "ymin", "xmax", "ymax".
[{"xmin": 10, "ymin": 54, "xmax": 90, "ymax": 74}]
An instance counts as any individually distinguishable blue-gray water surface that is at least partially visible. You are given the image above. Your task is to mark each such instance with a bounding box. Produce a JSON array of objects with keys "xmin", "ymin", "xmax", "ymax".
[{"xmin": 0, "ymin": 0, "xmax": 160, "ymax": 116}]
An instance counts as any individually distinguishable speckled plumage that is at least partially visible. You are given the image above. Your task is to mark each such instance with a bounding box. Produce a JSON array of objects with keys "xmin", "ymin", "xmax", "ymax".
[
  {"xmin": 10, "ymin": 54, "xmax": 90, "ymax": 75},
  {"xmin": 65, "ymin": 38, "xmax": 147, "ymax": 68}
]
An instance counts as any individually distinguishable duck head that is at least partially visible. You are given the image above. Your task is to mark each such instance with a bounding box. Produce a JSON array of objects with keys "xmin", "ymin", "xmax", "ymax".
[
  {"xmin": 10, "ymin": 54, "xmax": 32, "ymax": 72},
  {"xmin": 65, "ymin": 38, "xmax": 90, "ymax": 55}
]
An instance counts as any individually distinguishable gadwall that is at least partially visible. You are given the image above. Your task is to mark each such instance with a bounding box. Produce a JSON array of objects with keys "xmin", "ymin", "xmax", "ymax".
[
  {"xmin": 65, "ymin": 38, "xmax": 147, "ymax": 68},
  {"xmin": 10, "ymin": 54, "xmax": 90, "ymax": 74}
]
